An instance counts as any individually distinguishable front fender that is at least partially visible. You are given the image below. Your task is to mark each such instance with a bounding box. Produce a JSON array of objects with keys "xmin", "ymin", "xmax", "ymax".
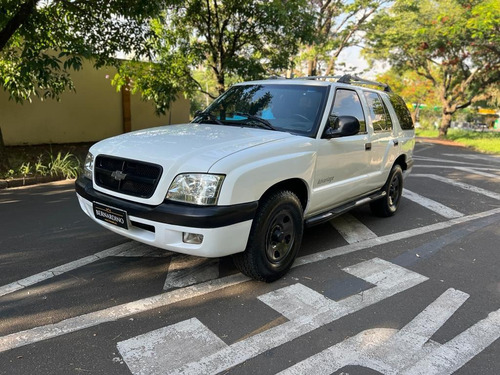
[{"xmin": 211, "ymin": 148, "xmax": 316, "ymax": 206}]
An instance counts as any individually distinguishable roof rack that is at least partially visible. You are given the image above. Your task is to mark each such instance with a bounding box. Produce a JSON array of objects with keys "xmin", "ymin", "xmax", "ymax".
[
  {"xmin": 289, "ymin": 74, "xmax": 392, "ymax": 93},
  {"xmin": 338, "ymin": 74, "xmax": 392, "ymax": 92}
]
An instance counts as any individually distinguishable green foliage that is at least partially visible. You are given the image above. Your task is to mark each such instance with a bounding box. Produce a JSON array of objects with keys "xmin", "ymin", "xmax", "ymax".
[
  {"xmin": 0, "ymin": 149, "xmax": 81, "ymax": 179},
  {"xmin": 0, "ymin": 0, "xmax": 168, "ymax": 103},
  {"xmin": 18, "ymin": 162, "xmax": 32, "ymax": 177},
  {"xmin": 297, "ymin": 0, "xmax": 390, "ymax": 76},
  {"xmin": 364, "ymin": 0, "xmax": 500, "ymax": 135},
  {"xmin": 116, "ymin": 0, "xmax": 315, "ymax": 114},
  {"xmin": 47, "ymin": 151, "xmax": 80, "ymax": 179}
]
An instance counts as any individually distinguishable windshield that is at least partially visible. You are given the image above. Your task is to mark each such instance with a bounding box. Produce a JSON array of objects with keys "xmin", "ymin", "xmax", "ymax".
[{"xmin": 192, "ymin": 84, "xmax": 329, "ymax": 137}]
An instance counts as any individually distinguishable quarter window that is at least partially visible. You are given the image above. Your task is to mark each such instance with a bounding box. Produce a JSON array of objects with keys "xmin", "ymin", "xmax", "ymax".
[
  {"xmin": 388, "ymin": 93, "xmax": 414, "ymax": 130},
  {"xmin": 330, "ymin": 89, "xmax": 366, "ymax": 133},
  {"xmin": 364, "ymin": 92, "xmax": 393, "ymax": 132}
]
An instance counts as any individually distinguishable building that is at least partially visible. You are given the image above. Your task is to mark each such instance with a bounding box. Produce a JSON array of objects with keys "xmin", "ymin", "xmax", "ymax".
[{"xmin": 0, "ymin": 61, "xmax": 190, "ymax": 146}]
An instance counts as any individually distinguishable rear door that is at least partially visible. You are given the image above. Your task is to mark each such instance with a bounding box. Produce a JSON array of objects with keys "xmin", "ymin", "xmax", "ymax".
[{"xmin": 362, "ymin": 90, "xmax": 398, "ymax": 191}]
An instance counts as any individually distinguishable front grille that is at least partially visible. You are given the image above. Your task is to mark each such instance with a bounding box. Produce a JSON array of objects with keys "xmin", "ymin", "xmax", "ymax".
[{"xmin": 94, "ymin": 155, "xmax": 162, "ymax": 198}]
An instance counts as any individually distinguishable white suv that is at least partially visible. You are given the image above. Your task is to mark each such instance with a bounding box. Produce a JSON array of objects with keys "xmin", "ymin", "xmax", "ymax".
[{"xmin": 76, "ymin": 75, "xmax": 415, "ymax": 281}]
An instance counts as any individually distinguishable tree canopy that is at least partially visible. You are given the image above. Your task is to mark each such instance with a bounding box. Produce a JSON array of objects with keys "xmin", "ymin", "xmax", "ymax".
[
  {"xmin": 298, "ymin": 0, "xmax": 390, "ymax": 77},
  {"xmin": 0, "ymin": 0, "xmax": 167, "ymax": 102},
  {"xmin": 364, "ymin": 0, "xmax": 500, "ymax": 136},
  {"xmin": 115, "ymin": 0, "xmax": 315, "ymax": 114}
]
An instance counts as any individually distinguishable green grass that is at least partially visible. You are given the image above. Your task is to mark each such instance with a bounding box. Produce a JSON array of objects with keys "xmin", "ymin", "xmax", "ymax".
[
  {"xmin": 446, "ymin": 129, "xmax": 500, "ymax": 154},
  {"xmin": 415, "ymin": 129, "xmax": 439, "ymax": 138},
  {"xmin": 416, "ymin": 128, "xmax": 500, "ymax": 154}
]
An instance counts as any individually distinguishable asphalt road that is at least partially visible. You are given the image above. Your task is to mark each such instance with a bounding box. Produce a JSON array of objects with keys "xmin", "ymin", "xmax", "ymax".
[{"xmin": 0, "ymin": 140, "xmax": 499, "ymax": 375}]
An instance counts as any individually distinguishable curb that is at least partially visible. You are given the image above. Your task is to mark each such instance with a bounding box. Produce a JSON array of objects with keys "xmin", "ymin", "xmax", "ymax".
[
  {"xmin": 0, "ymin": 176, "xmax": 70, "ymax": 190},
  {"xmin": 416, "ymin": 136, "xmax": 467, "ymax": 148}
]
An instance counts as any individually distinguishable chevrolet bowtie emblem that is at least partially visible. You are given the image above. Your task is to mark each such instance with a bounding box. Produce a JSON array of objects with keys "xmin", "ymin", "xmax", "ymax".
[{"xmin": 111, "ymin": 170, "xmax": 127, "ymax": 181}]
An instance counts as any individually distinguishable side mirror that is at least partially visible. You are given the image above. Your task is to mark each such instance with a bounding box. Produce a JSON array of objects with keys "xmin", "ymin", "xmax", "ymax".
[{"xmin": 323, "ymin": 115, "xmax": 360, "ymax": 139}]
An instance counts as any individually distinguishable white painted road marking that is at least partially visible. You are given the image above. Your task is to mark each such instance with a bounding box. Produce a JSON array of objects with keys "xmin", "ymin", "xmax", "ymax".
[
  {"xmin": 414, "ymin": 165, "xmax": 500, "ymax": 179},
  {"xmin": 442, "ymin": 153, "xmax": 500, "ymax": 162},
  {"xmin": 119, "ymin": 258, "xmax": 428, "ymax": 375},
  {"xmin": 1, "ymin": 172, "xmax": 496, "ymax": 299},
  {"xmin": 0, "ymin": 242, "xmax": 172, "ymax": 298},
  {"xmin": 413, "ymin": 156, "xmax": 489, "ymax": 167},
  {"xmin": 411, "ymin": 174, "xmax": 500, "ymax": 201},
  {"xmin": 0, "ymin": 207, "xmax": 499, "ymax": 353},
  {"xmin": 163, "ymin": 255, "xmax": 219, "ymax": 290},
  {"xmin": 117, "ymin": 318, "xmax": 227, "ymax": 375},
  {"xmin": 330, "ymin": 213, "xmax": 378, "ymax": 244},
  {"xmin": 277, "ymin": 288, "xmax": 500, "ymax": 375},
  {"xmin": 403, "ymin": 189, "xmax": 464, "ymax": 219}
]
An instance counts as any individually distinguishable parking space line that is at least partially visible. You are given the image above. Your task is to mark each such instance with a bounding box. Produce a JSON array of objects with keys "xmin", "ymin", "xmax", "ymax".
[
  {"xmin": 414, "ymin": 165, "xmax": 500, "ymax": 179},
  {"xmin": 330, "ymin": 213, "xmax": 378, "ymax": 243},
  {"xmin": 278, "ymin": 288, "xmax": 492, "ymax": 375},
  {"xmin": 403, "ymin": 189, "xmax": 464, "ymax": 219},
  {"xmin": 0, "ymin": 207, "xmax": 498, "ymax": 354},
  {"xmin": 0, "ymin": 242, "xmax": 151, "ymax": 298},
  {"xmin": 163, "ymin": 255, "xmax": 219, "ymax": 290},
  {"xmin": 166, "ymin": 259, "xmax": 427, "ymax": 375},
  {"xmin": 413, "ymin": 156, "xmax": 488, "ymax": 167},
  {"xmin": 411, "ymin": 174, "xmax": 500, "ymax": 201},
  {"xmin": 454, "ymin": 167, "xmax": 500, "ymax": 179}
]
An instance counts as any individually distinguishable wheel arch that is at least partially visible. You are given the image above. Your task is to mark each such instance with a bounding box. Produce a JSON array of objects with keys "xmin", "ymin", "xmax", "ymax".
[
  {"xmin": 394, "ymin": 154, "xmax": 408, "ymax": 171},
  {"xmin": 259, "ymin": 178, "xmax": 309, "ymax": 212}
]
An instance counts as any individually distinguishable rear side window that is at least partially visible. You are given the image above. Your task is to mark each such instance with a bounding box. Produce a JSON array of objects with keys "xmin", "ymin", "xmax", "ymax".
[
  {"xmin": 388, "ymin": 93, "xmax": 414, "ymax": 130},
  {"xmin": 363, "ymin": 92, "xmax": 393, "ymax": 132},
  {"xmin": 330, "ymin": 89, "xmax": 366, "ymax": 133}
]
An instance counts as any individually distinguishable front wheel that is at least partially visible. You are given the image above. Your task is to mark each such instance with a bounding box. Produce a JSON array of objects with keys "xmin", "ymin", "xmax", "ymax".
[
  {"xmin": 370, "ymin": 164, "xmax": 403, "ymax": 217},
  {"xmin": 233, "ymin": 190, "xmax": 303, "ymax": 282}
]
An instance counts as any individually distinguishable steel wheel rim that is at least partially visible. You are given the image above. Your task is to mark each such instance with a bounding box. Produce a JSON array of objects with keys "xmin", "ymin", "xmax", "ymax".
[
  {"xmin": 266, "ymin": 209, "xmax": 295, "ymax": 264},
  {"xmin": 388, "ymin": 174, "xmax": 401, "ymax": 209}
]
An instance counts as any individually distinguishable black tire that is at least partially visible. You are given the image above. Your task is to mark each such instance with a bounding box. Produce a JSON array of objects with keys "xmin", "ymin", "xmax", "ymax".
[
  {"xmin": 233, "ymin": 190, "xmax": 303, "ymax": 282},
  {"xmin": 370, "ymin": 164, "xmax": 403, "ymax": 217}
]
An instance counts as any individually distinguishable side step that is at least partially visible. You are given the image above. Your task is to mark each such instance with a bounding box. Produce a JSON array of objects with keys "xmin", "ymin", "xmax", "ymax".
[{"xmin": 304, "ymin": 191, "xmax": 386, "ymax": 228}]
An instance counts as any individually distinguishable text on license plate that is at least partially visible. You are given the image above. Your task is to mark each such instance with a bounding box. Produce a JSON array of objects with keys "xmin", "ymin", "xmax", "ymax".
[{"xmin": 93, "ymin": 202, "xmax": 128, "ymax": 229}]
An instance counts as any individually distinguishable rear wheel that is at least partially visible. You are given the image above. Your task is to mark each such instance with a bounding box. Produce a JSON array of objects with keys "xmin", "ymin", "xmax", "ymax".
[
  {"xmin": 370, "ymin": 164, "xmax": 403, "ymax": 217},
  {"xmin": 233, "ymin": 190, "xmax": 303, "ymax": 282}
]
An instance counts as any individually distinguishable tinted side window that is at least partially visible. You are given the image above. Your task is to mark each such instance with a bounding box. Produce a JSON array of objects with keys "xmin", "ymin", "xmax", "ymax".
[
  {"xmin": 363, "ymin": 92, "xmax": 392, "ymax": 132},
  {"xmin": 389, "ymin": 93, "xmax": 414, "ymax": 130},
  {"xmin": 330, "ymin": 89, "xmax": 366, "ymax": 133}
]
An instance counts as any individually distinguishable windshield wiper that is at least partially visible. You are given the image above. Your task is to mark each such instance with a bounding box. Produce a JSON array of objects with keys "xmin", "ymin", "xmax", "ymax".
[
  {"xmin": 233, "ymin": 112, "xmax": 277, "ymax": 131},
  {"xmin": 194, "ymin": 111, "xmax": 223, "ymax": 125}
]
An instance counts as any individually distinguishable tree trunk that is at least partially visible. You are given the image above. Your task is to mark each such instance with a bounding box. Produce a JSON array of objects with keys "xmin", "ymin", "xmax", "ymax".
[
  {"xmin": 307, "ymin": 56, "xmax": 318, "ymax": 77},
  {"xmin": 410, "ymin": 102, "xmax": 420, "ymax": 125},
  {"xmin": 0, "ymin": 0, "xmax": 40, "ymax": 51},
  {"xmin": 439, "ymin": 112, "xmax": 453, "ymax": 137},
  {"xmin": 216, "ymin": 71, "xmax": 225, "ymax": 96},
  {"xmin": 0, "ymin": 126, "xmax": 11, "ymax": 172}
]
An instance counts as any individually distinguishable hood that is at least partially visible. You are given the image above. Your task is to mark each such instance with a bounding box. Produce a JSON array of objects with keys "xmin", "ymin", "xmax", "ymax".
[
  {"xmin": 90, "ymin": 124, "xmax": 293, "ymax": 204},
  {"xmin": 91, "ymin": 124, "xmax": 292, "ymax": 171}
]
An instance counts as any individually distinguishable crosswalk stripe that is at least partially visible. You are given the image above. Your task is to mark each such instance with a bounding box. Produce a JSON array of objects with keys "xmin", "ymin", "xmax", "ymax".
[
  {"xmin": 403, "ymin": 189, "xmax": 464, "ymax": 219},
  {"xmin": 330, "ymin": 213, "xmax": 378, "ymax": 244}
]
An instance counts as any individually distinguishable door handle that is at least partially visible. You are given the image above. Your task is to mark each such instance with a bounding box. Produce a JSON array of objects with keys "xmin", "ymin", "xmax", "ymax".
[{"xmin": 365, "ymin": 143, "xmax": 372, "ymax": 151}]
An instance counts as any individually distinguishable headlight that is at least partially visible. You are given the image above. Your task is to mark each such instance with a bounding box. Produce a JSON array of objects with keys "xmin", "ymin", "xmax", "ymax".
[
  {"xmin": 83, "ymin": 152, "xmax": 94, "ymax": 180},
  {"xmin": 167, "ymin": 174, "xmax": 225, "ymax": 205}
]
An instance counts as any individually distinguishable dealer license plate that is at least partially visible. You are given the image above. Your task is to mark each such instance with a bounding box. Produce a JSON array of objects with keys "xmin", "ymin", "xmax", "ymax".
[{"xmin": 93, "ymin": 202, "xmax": 129, "ymax": 229}]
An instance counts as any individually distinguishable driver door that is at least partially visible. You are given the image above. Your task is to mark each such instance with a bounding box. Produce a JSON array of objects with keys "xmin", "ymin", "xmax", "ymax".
[{"xmin": 309, "ymin": 88, "xmax": 371, "ymax": 216}]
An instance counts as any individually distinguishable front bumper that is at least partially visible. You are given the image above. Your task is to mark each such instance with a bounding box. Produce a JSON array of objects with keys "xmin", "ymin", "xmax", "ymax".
[{"xmin": 75, "ymin": 177, "xmax": 256, "ymax": 257}]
